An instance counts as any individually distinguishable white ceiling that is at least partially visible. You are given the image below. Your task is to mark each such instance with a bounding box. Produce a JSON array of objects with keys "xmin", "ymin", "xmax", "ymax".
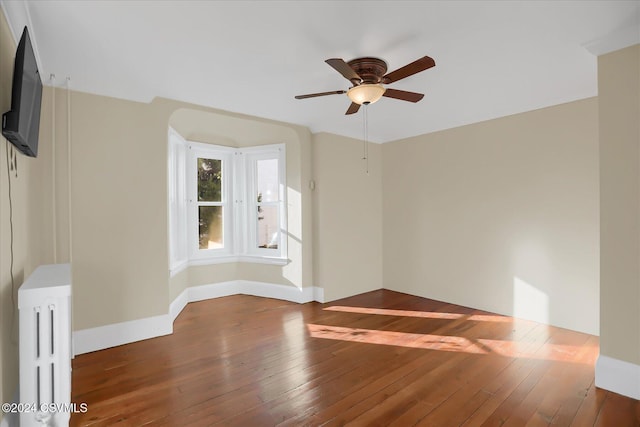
[{"xmin": 2, "ymin": 1, "xmax": 639, "ymax": 143}]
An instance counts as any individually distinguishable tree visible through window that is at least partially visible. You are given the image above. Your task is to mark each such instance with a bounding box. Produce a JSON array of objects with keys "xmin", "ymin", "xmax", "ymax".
[{"xmin": 197, "ymin": 158, "xmax": 223, "ymax": 249}]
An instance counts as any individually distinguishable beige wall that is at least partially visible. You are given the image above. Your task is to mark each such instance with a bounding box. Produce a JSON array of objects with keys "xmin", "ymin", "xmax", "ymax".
[
  {"xmin": 382, "ymin": 98, "xmax": 600, "ymax": 335},
  {"xmin": 599, "ymin": 44, "xmax": 640, "ymax": 365},
  {"xmin": 0, "ymin": 9, "xmax": 55, "ymax": 409},
  {"xmin": 312, "ymin": 133, "xmax": 383, "ymax": 302},
  {"xmin": 69, "ymin": 92, "xmax": 173, "ymax": 329}
]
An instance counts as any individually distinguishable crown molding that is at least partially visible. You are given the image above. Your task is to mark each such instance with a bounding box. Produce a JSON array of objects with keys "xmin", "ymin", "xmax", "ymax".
[{"xmin": 0, "ymin": 0, "xmax": 43, "ymax": 72}]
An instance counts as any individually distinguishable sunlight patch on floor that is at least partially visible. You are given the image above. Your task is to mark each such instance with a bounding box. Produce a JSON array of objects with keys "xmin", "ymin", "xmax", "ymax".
[
  {"xmin": 308, "ymin": 323, "xmax": 486, "ymax": 353},
  {"xmin": 307, "ymin": 323, "xmax": 593, "ymax": 363},
  {"xmin": 324, "ymin": 306, "xmax": 513, "ymax": 323}
]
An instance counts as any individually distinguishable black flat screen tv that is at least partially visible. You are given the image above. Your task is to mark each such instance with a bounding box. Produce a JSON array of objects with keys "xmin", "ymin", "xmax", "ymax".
[{"xmin": 2, "ymin": 26, "xmax": 43, "ymax": 158}]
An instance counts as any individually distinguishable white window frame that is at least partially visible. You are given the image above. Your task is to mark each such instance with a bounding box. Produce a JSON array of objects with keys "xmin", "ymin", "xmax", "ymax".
[
  {"xmin": 243, "ymin": 145, "xmax": 287, "ymax": 260},
  {"xmin": 168, "ymin": 128, "xmax": 287, "ymax": 270},
  {"xmin": 168, "ymin": 128, "xmax": 188, "ymax": 275},
  {"xmin": 187, "ymin": 141, "xmax": 235, "ymax": 261}
]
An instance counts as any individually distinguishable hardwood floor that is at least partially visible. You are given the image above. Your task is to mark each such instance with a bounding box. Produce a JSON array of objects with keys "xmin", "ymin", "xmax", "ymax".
[{"xmin": 70, "ymin": 290, "xmax": 640, "ymax": 426}]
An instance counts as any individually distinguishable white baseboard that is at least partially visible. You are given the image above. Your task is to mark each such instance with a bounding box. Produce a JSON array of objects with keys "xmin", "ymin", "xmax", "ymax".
[
  {"xmin": 237, "ymin": 280, "xmax": 318, "ymax": 304},
  {"xmin": 595, "ymin": 354, "xmax": 640, "ymax": 400},
  {"xmin": 169, "ymin": 285, "xmax": 190, "ymax": 322},
  {"xmin": 313, "ymin": 286, "xmax": 325, "ymax": 303},
  {"xmin": 73, "ymin": 313, "xmax": 173, "ymax": 355},
  {"xmin": 74, "ymin": 281, "xmax": 322, "ymax": 355}
]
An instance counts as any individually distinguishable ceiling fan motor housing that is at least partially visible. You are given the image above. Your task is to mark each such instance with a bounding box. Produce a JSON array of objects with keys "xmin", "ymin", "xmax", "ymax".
[{"xmin": 347, "ymin": 57, "xmax": 388, "ymax": 84}]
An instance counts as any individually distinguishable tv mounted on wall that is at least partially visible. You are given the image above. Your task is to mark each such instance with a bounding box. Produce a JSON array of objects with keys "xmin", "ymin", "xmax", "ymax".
[{"xmin": 2, "ymin": 26, "xmax": 43, "ymax": 158}]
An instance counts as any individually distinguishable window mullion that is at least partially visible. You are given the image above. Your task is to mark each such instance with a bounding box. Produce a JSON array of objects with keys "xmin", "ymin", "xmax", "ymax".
[{"xmin": 232, "ymin": 151, "xmax": 244, "ymax": 256}]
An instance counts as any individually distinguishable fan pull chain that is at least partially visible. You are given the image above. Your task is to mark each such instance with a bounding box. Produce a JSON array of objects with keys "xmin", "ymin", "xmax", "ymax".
[{"xmin": 362, "ymin": 104, "xmax": 369, "ymax": 175}]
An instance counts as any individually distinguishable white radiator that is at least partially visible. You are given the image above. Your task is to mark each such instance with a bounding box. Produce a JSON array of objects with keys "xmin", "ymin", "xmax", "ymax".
[{"xmin": 18, "ymin": 264, "xmax": 72, "ymax": 427}]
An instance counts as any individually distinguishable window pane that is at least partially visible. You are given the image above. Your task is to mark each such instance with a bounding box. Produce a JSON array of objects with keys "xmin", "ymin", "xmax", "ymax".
[
  {"xmin": 256, "ymin": 159, "xmax": 278, "ymax": 203},
  {"xmin": 257, "ymin": 205, "xmax": 278, "ymax": 249},
  {"xmin": 199, "ymin": 206, "xmax": 223, "ymax": 249},
  {"xmin": 198, "ymin": 158, "xmax": 222, "ymax": 202}
]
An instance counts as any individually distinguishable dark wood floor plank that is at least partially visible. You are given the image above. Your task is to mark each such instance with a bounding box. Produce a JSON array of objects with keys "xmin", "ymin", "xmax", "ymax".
[{"xmin": 69, "ymin": 290, "xmax": 639, "ymax": 427}]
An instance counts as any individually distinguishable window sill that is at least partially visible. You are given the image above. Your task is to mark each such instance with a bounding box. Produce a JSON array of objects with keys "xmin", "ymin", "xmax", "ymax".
[{"xmin": 172, "ymin": 255, "xmax": 289, "ymax": 271}]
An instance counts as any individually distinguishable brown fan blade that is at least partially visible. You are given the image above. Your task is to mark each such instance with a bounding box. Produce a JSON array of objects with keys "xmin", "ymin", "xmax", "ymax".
[
  {"xmin": 295, "ymin": 90, "xmax": 346, "ymax": 100},
  {"xmin": 326, "ymin": 58, "xmax": 362, "ymax": 83},
  {"xmin": 382, "ymin": 55, "xmax": 435, "ymax": 84},
  {"xmin": 345, "ymin": 102, "xmax": 361, "ymax": 115},
  {"xmin": 382, "ymin": 88, "xmax": 424, "ymax": 103}
]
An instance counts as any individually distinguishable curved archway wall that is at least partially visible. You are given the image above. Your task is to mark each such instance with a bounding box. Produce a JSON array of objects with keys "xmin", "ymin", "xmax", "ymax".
[{"xmin": 167, "ymin": 107, "xmax": 313, "ymax": 302}]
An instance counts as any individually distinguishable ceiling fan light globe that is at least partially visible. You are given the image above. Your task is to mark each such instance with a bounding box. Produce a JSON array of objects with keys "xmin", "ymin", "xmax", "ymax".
[{"xmin": 347, "ymin": 84, "xmax": 386, "ymax": 105}]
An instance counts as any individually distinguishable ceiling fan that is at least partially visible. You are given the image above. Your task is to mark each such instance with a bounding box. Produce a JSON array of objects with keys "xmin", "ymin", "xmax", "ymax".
[{"xmin": 295, "ymin": 55, "xmax": 436, "ymax": 115}]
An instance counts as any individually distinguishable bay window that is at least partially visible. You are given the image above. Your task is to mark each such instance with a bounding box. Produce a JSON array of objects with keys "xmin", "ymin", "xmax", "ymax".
[{"xmin": 168, "ymin": 129, "xmax": 286, "ymax": 273}]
